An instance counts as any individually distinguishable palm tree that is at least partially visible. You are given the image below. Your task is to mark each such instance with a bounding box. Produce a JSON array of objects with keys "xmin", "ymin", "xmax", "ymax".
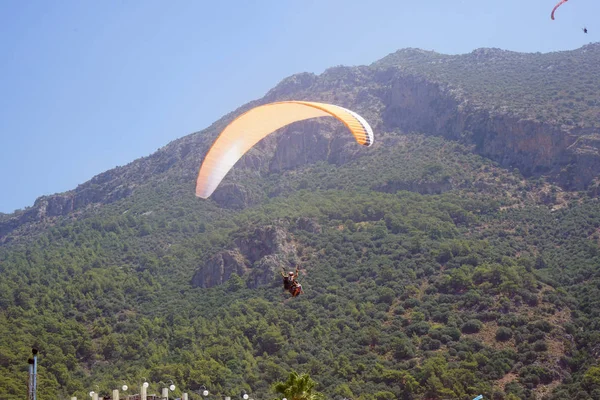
[{"xmin": 272, "ymin": 371, "xmax": 325, "ymax": 400}]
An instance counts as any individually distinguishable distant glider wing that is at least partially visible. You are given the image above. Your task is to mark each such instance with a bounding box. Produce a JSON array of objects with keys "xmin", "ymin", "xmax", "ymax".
[{"xmin": 551, "ymin": 0, "xmax": 569, "ymax": 20}]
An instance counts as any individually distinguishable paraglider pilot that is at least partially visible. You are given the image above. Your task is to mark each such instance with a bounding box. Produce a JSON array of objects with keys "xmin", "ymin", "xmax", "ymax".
[{"xmin": 281, "ymin": 267, "xmax": 303, "ymax": 297}]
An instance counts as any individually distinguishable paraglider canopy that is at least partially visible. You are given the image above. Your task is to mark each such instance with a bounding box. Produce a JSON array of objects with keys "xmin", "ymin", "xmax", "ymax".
[
  {"xmin": 551, "ymin": 0, "xmax": 569, "ymax": 20},
  {"xmin": 195, "ymin": 101, "xmax": 374, "ymax": 199}
]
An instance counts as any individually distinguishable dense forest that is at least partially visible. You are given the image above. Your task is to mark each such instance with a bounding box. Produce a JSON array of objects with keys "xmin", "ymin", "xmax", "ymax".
[{"xmin": 3, "ymin": 43, "xmax": 600, "ymax": 400}]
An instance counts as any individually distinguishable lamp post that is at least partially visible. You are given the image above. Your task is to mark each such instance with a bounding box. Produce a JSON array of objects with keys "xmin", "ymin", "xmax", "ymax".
[
  {"xmin": 113, "ymin": 382, "xmax": 127, "ymax": 400},
  {"xmin": 160, "ymin": 380, "xmax": 176, "ymax": 400},
  {"xmin": 27, "ymin": 357, "xmax": 34, "ymax": 400},
  {"xmin": 32, "ymin": 348, "xmax": 38, "ymax": 400},
  {"xmin": 142, "ymin": 381, "xmax": 149, "ymax": 400},
  {"xmin": 197, "ymin": 385, "xmax": 209, "ymax": 399}
]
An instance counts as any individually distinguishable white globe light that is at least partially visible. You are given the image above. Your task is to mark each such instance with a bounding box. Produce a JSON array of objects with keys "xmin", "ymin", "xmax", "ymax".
[
  {"xmin": 202, "ymin": 389, "xmax": 209, "ymax": 396},
  {"xmin": 122, "ymin": 385, "xmax": 128, "ymax": 391},
  {"xmin": 170, "ymin": 384, "xmax": 176, "ymax": 391},
  {"xmin": 89, "ymin": 392, "xmax": 94, "ymax": 397},
  {"xmin": 243, "ymin": 395, "xmax": 249, "ymax": 400},
  {"xmin": 143, "ymin": 382, "xmax": 149, "ymax": 388}
]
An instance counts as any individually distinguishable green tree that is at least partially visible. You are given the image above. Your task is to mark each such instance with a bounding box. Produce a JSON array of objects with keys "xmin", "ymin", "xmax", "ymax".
[
  {"xmin": 226, "ymin": 273, "xmax": 245, "ymax": 292},
  {"xmin": 271, "ymin": 371, "xmax": 325, "ymax": 400},
  {"xmin": 583, "ymin": 366, "xmax": 600, "ymax": 391}
]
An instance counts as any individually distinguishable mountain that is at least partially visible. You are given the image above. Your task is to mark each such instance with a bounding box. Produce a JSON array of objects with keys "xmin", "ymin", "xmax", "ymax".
[
  {"xmin": 2, "ymin": 44, "xmax": 600, "ymax": 400},
  {"xmin": 4, "ymin": 43, "xmax": 600, "ymax": 242}
]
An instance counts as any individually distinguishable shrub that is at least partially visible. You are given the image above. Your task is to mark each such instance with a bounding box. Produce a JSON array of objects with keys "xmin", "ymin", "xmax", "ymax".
[
  {"xmin": 462, "ymin": 319, "xmax": 483, "ymax": 334},
  {"xmin": 533, "ymin": 340, "xmax": 548, "ymax": 352},
  {"xmin": 495, "ymin": 327, "xmax": 513, "ymax": 342}
]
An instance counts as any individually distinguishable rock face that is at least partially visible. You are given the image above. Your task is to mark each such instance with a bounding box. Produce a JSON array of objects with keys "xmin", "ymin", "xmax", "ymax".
[
  {"xmin": 0, "ymin": 180, "xmax": 135, "ymax": 240},
  {"xmin": 233, "ymin": 225, "xmax": 295, "ymax": 264},
  {"xmin": 557, "ymin": 134, "xmax": 600, "ymax": 189},
  {"xmin": 212, "ymin": 183, "xmax": 259, "ymax": 210},
  {"xmin": 382, "ymin": 74, "xmax": 573, "ymax": 176},
  {"xmin": 268, "ymin": 121, "xmax": 331, "ymax": 172},
  {"xmin": 296, "ymin": 217, "xmax": 322, "ymax": 234},
  {"xmin": 191, "ymin": 225, "xmax": 298, "ymax": 289},
  {"xmin": 190, "ymin": 250, "xmax": 248, "ymax": 288}
]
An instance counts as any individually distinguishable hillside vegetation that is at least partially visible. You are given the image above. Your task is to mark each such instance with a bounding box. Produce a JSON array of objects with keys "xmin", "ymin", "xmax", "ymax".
[
  {"xmin": 1, "ymin": 133, "xmax": 600, "ymax": 400},
  {"xmin": 3, "ymin": 43, "xmax": 600, "ymax": 400}
]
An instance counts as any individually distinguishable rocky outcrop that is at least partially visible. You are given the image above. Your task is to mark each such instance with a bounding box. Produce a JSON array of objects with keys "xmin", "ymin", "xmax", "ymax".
[
  {"xmin": 296, "ymin": 217, "xmax": 322, "ymax": 234},
  {"xmin": 246, "ymin": 255, "xmax": 289, "ymax": 289},
  {"xmin": 191, "ymin": 225, "xmax": 298, "ymax": 289},
  {"xmin": 557, "ymin": 134, "xmax": 600, "ymax": 189},
  {"xmin": 233, "ymin": 225, "xmax": 295, "ymax": 264},
  {"xmin": 268, "ymin": 122, "xmax": 331, "ymax": 172},
  {"xmin": 267, "ymin": 121, "xmax": 368, "ymax": 172},
  {"xmin": 190, "ymin": 250, "xmax": 247, "ymax": 288},
  {"xmin": 211, "ymin": 183, "xmax": 260, "ymax": 210},
  {"xmin": 0, "ymin": 182, "xmax": 135, "ymax": 241},
  {"xmin": 380, "ymin": 73, "xmax": 594, "ymax": 189}
]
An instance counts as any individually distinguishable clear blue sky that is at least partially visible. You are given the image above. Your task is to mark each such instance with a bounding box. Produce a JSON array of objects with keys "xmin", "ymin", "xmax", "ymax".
[{"xmin": 0, "ymin": 0, "xmax": 596, "ymax": 213}]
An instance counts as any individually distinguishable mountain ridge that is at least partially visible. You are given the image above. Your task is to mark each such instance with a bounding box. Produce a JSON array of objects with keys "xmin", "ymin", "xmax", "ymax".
[{"xmin": 2, "ymin": 42, "xmax": 600, "ymax": 251}]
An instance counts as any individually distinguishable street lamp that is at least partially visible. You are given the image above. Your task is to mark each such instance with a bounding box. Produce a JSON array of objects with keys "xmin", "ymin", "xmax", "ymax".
[
  {"xmin": 160, "ymin": 380, "xmax": 177, "ymax": 400},
  {"xmin": 141, "ymin": 380, "xmax": 150, "ymax": 400},
  {"xmin": 198, "ymin": 385, "xmax": 209, "ymax": 397},
  {"xmin": 27, "ymin": 358, "xmax": 34, "ymax": 400}
]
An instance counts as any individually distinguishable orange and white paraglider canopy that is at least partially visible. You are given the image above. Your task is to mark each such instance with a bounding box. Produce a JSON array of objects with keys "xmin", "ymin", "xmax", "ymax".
[{"xmin": 195, "ymin": 101, "xmax": 374, "ymax": 199}]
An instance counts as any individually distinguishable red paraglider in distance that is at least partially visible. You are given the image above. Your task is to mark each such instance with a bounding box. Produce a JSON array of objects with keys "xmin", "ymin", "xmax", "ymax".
[{"xmin": 551, "ymin": 0, "xmax": 569, "ymax": 20}]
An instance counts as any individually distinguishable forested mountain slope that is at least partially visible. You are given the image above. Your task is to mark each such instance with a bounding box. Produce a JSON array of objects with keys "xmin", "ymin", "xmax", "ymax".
[{"xmin": 2, "ymin": 44, "xmax": 600, "ymax": 400}]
